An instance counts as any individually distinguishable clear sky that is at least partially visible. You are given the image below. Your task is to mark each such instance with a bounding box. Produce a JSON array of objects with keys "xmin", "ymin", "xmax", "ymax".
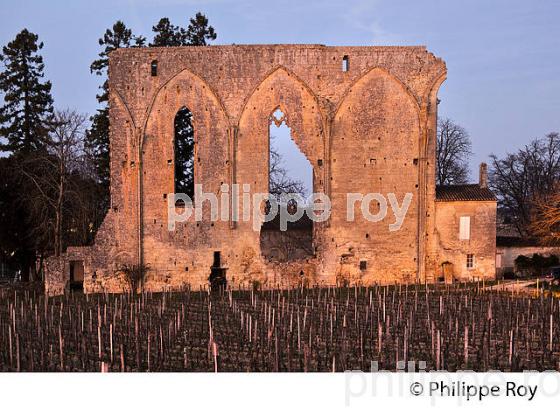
[{"xmin": 1, "ymin": 0, "xmax": 559, "ymax": 186}]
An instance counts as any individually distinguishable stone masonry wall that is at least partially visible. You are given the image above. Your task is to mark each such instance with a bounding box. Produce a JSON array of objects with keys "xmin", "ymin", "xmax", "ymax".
[
  {"xmin": 46, "ymin": 45, "xmax": 450, "ymax": 294},
  {"xmin": 435, "ymin": 200, "xmax": 497, "ymax": 280}
]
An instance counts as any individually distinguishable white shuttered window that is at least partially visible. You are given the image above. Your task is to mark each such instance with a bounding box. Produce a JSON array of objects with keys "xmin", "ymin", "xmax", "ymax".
[{"xmin": 459, "ymin": 216, "xmax": 471, "ymax": 240}]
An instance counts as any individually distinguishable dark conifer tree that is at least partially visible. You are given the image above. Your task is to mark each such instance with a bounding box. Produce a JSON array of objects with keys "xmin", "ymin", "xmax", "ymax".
[
  {"xmin": 185, "ymin": 12, "xmax": 217, "ymax": 46},
  {"xmin": 0, "ymin": 156, "xmax": 36, "ymax": 281},
  {"xmin": 174, "ymin": 107, "xmax": 194, "ymax": 198},
  {"xmin": 0, "ymin": 29, "xmax": 54, "ymax": 281},
  {"xmin": 150, "ymin": 17, "xmax": 187, "ymax": 47},
  {"xmin": 90, "ymin": 21, "xmax": 146, "ymax": 104},
  {"xmin": 87, "ymin": 21, "xmax": 145, "ymax": 194},
  {"xmin": 0, "ymin": 29, "xmax": 53, "ymax": 154}
]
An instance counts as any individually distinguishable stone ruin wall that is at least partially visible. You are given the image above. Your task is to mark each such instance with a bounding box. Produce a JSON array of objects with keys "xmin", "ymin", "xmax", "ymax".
[{"xmin": 45, "ymin": 45, "xmax": 447, "ymax": 295}]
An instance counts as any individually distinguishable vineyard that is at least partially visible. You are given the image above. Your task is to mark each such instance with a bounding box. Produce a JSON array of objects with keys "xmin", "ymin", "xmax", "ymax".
[{"xmin": 0, "ymin": 283, "xmax": 558, "ymax": 372}]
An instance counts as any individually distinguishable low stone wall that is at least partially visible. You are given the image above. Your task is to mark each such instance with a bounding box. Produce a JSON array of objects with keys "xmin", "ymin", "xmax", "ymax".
[{"xmin": 44, "ymin": 257, "xmax": 66, "ymax": 296}]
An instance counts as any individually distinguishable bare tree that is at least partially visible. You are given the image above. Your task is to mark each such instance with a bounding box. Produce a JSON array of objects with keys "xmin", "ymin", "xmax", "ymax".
[
  {"xmin": 49, "ymin": 110, "xmax": 88, "ymax": 256},
  {"xmin": 436, "ymin": 118, "xmax": 472, "ymax": 185},
  {"xmin": 17, "ymin": 109, "xmax": 88, "ymax": 257},
  {"xmin": 262, "ymin": 136, "xmax": 313, "ymax": 260},
  {"xmin": 269, "ymin": 135, "xmax": 307, "ymax": 200},
  {"xmin": 490, "ymin": 132, "xmax": 560, "ymax": 237}
]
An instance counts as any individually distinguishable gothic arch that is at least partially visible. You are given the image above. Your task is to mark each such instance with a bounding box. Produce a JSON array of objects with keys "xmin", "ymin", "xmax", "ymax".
[
  {"xmin": 236, "ymin": 66, "xmax": 325, "ymax": 198},
  {"xmin": 332, "ymin": 67, "xmax": 422, "ymax": 158},
  {"xmin": 330, "ymin": 65, "xmax": 422, "ymax": 257},
  {"xmin": 422, "ymin": 69, "xmax": 447, "ymax": 155},
  {"xmin": 143, "ymin": 67, "xmax": 229, "ymax": 148},
  {"xmin": 237, "ymin": 66, "xmax": 323, "ymax": 129},
  {"xmin": 106, "ymin": 90, "xmax": 140, "ymax": 264},
  {"xmin": 108, "ymin": 89, "xmax": 137, "ymax": 207},
  {"xmin": 419, "ymin": 69, "xmax": 447, "ymax": 153},
  {"xmin": 334, "ymin": 66, "xmax": 420, "ymax": 120},
  {"xmin": 142, "ymin": 68, "xmax": 230, "ymax": 223},
  {"xmin": 112, "ymin": 89, "xmax": 137, "ymax": 128},
  {"xmin": 424, "ymin": 69, "xmax": 447, "ymax": 108}
]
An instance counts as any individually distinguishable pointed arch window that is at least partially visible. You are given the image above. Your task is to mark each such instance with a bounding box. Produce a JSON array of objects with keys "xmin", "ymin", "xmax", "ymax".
[
  {"xmin": 260, "ymin": 107, "xmax": 314, "ymax": 262},
  {"xmin": 174, "ymin": 107, "xmax": 194, "ymax": 200}
]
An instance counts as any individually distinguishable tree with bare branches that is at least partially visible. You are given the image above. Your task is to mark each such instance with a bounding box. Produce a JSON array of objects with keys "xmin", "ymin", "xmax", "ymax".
[
  {"xmin": 490, "ymin": 132, "xmax": 560, "ymax": 237},
  {"xmin": 17, "ymin": 109, "xmax": 91, "ymax": 257},
  {"xmin": 530, "ymin": 183, "xmax": 560, "ymax": 245},
  {"xmin": 436, "ymin": 118, "xmax": 472, "ymax": 185},
  {"xmin": 269, "ymin": 135, "xmax": 307, "ymax": 200}
]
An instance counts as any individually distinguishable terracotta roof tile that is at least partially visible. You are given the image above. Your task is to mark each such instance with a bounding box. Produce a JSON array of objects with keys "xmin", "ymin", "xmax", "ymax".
[{"xmin": 436, "ymin": 184, "xmax": 496, "ymax": 202}]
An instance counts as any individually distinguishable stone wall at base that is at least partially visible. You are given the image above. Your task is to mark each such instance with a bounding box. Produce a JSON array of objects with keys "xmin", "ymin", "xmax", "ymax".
[{"xmin": 496, "ymin": 245, "xmax": 560, "ymax": 277}]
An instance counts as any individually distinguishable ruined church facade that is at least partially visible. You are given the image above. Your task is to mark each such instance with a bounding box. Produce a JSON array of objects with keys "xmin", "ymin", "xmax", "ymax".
[{"xmin": 45, "ymin": 45, "xmax": 496, "ymax": 295}]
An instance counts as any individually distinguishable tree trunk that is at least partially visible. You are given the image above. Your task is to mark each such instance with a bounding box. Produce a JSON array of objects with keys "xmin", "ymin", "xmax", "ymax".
[{"xmin": 55, "ymin": 162, "xmax": 64, "ymax": 257}]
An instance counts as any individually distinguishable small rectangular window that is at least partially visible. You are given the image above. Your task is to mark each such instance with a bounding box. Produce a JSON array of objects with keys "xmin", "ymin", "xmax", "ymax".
[
  {"xmin": 151, "ymin": 60, "xmax": 158, "ymax": 77},
  {"xmin": 459, "ymin": 216, "xmax": 471, "ymax": 240},
  {"xmin": 359, "ymin": 260, "xmax": 367, "ymax": 271},
  {"xmin": 342, "ymin": 55, "xmax": 349, "ymax": 72},
  {"xmin": 466, "ymin": 254, "xmax": 475, "ymax": 269}
]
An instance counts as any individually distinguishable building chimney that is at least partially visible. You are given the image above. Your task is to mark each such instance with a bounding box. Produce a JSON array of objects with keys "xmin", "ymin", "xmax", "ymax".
[{"xmin": 479, "ymin": 162, "xmax": 488, "ymax": 188}]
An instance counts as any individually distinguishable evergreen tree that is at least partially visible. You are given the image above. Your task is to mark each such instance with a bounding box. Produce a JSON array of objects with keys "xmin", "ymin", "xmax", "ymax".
[
  {"xmin": 87, "ymin": 21, "xmax": 145, "ymax": 190},
  {"xmin": 0, "ymin": 155, "xmax": 36, "ymax": 281},
  {"xmin": 185, "ymin": 12, "xmax": 217, "ymax": 46},
  {"xmin": 0, "ymin": 29, "xmax": 54, "ymax": 154},
  {"xmin": 151, "ymin": 17, "xmax": 187, "ymax": 47},
  {"xmin": 86, "ymin": 109, "xmax": 110, "ymax": 189},
  {"xmin": 90, "ymin": 21, "xmax": 146, "ymax": 104}
]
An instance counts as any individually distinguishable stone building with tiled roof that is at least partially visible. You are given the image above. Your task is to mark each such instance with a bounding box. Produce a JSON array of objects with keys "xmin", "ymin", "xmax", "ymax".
[{"xmin": 433, "ymin": 163, "xmax": 497, "ymax": 282}]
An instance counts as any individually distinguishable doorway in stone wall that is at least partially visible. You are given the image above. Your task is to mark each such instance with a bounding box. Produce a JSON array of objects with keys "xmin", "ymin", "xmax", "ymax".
[
  {"xmin": 69, "ymin": 260, "xmax": 84, "ymax": 291},
  {"xmin": 260, "ymin": 108, "xmax": 314, "ymax": 262},
  {"xmin": 209, "ymin": 251, "xmax": 227, "ymax": 292},
  {"xmin": 441, "ymin": 261, "xmax": 454, "ymax": 283}
]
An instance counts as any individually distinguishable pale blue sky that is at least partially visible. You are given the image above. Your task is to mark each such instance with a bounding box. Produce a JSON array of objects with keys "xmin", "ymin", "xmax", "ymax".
[{"xmin": 1, "ymin": 0, "xmax": 559, "ymax": 186}]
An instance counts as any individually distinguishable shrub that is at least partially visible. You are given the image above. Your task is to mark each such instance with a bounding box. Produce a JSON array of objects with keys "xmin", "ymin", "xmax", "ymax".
[
  {"xmin": 118, "ymin": 264, "xmax": 150, "ymax": 293},
  {"xmin": 514, "ymin": 253, "xmax": 558, "ymax": 277}
]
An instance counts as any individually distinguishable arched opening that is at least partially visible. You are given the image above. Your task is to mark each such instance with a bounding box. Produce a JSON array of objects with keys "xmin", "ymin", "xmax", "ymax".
[
  {"xmin": 260, "ymin": 108, "xmax": 314, "ymax": 262},
  {"xmin": 174, "ymin": 107, "xmax": 194, "ymax": 201}
]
